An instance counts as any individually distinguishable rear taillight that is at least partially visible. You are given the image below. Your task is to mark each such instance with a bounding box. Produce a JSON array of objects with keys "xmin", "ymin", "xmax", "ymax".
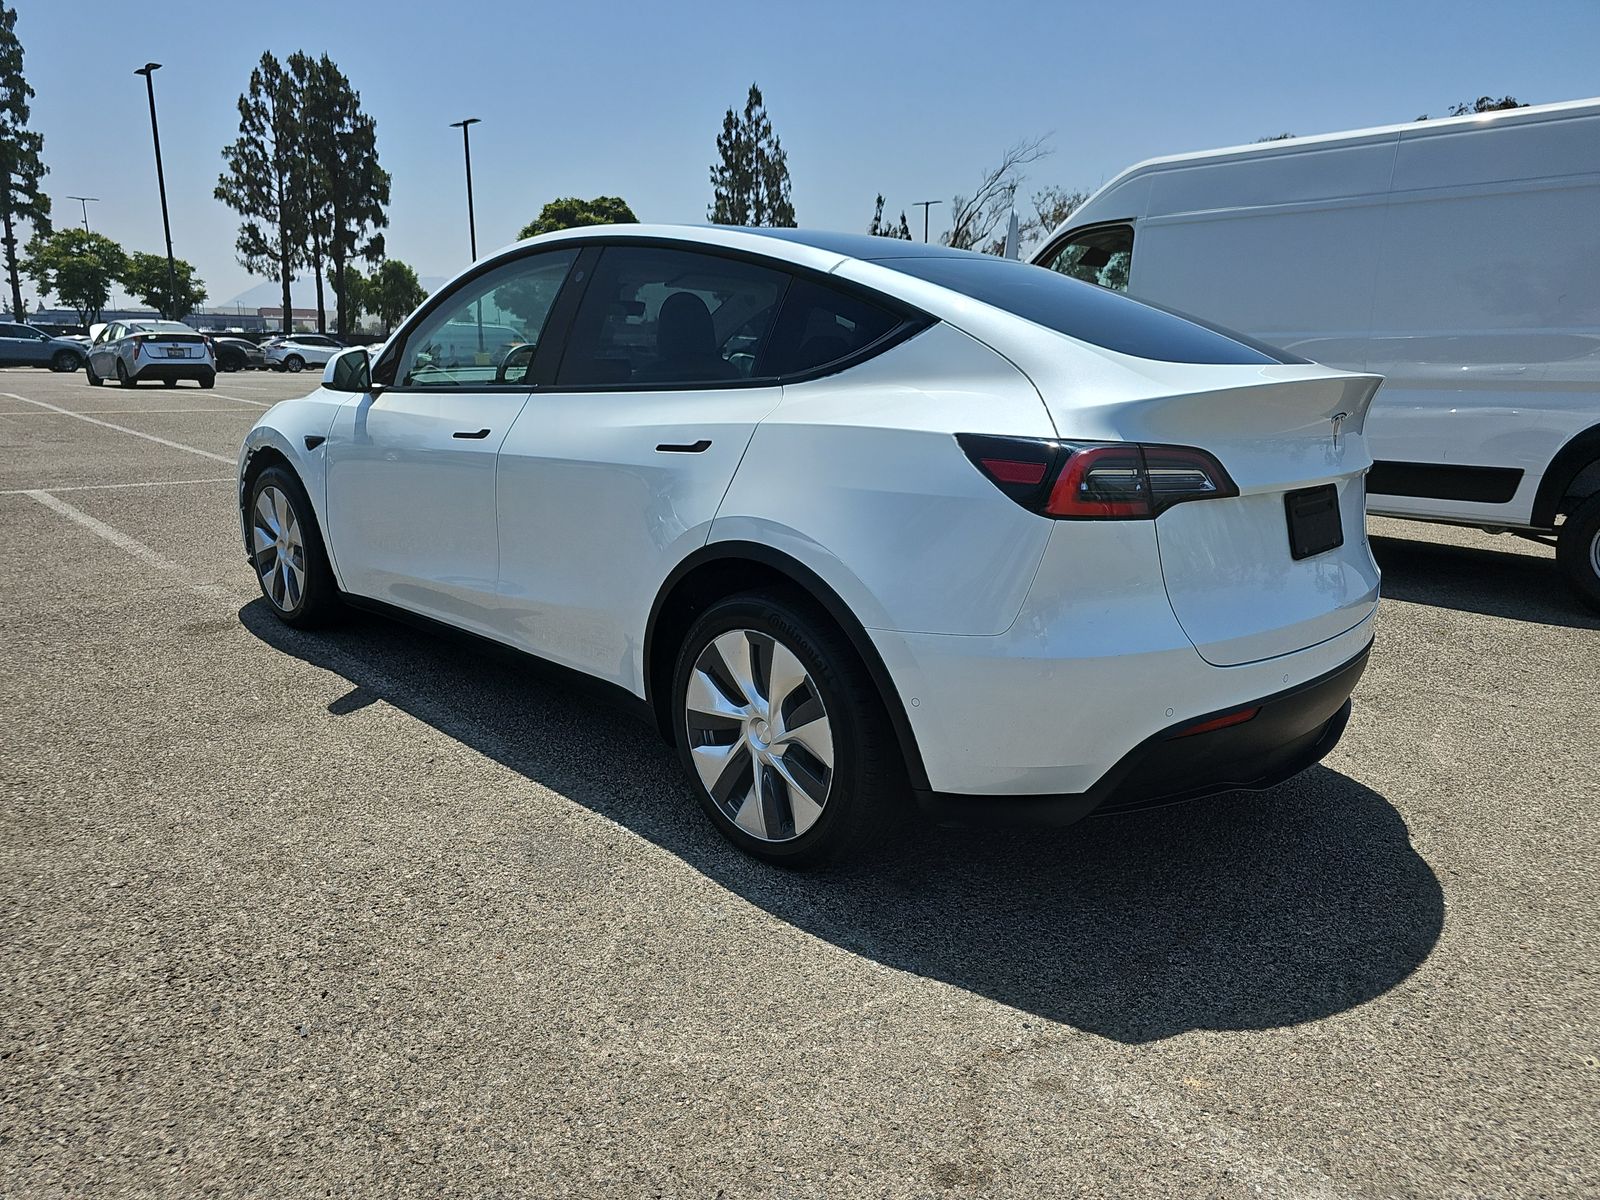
[
  {"xmin": 957, "ymin": 434, "xmax": 1237, "ymax": 520},
  {"xmin": 130, "ymin": 335, "xmax": 142, "ymax": 359}
]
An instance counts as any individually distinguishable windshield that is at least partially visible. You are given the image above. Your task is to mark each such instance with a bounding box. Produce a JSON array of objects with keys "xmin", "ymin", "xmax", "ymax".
[{"xmin": 882, "ymin": 256, "xmax": 1304, "ymax": 366}]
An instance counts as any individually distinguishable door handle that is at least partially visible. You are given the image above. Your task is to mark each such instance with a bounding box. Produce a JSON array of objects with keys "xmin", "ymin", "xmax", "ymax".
[
  {"xmin": 453, "ymin": 428, "xmax": 492, "ymax": 439},
  {"xmin": 656, "ymin": 439, "xmax": 712, "ymax": 453}
]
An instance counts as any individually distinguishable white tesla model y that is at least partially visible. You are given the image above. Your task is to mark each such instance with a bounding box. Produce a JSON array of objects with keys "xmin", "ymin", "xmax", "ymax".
[{"xmin": 238, "ymin": 226, "xmax": 1382, "ymax": 864}]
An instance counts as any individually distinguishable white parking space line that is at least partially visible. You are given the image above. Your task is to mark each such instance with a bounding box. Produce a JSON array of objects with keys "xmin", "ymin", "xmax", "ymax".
[
  {"xmin": 0, "ymin": 477, "xmax": 233, "ymax": 496},
  {"xmin": 0, "ymin": 408, "xmax": 258, "ymax": 416},
  {"xmin": 211, "ymin": 392, "xmax": 272, "ymax": 408},
  {"xmin": 0, "ymin": 392, "xmax": 234, "ymax": 464},
  {"xmin": 22, "ymin": 490, "xmax": 229, "ymax": 600}
]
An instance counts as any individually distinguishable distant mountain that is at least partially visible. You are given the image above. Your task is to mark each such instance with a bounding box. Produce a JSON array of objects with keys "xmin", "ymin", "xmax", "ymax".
[{"xmin": 220, "ymin": 276, "xmax": 447, "ymax": 311}]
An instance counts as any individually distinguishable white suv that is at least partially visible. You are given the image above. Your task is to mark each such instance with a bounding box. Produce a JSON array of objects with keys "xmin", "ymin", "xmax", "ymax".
[
  {"xmin": 238, "ymin": 226, "xmax": 1380, "ymax": 864},
  {"xmin": 266, "ymin": 334, "xmax": 345, "ymax": 373}
]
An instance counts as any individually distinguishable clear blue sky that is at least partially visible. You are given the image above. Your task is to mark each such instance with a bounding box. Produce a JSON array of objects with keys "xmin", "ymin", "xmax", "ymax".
[{"xmin": 17, "ymin": 0, "xmax": 1600, "ymax": 309}]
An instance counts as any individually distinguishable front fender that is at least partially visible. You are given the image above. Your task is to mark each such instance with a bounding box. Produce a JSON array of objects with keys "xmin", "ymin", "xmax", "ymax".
[{"xmin": 237, "ymin": 393, "xmax": 346, "ymax": 566}]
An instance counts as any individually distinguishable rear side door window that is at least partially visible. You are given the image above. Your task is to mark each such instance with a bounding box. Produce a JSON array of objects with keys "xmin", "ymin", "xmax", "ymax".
[
  {"xmin": 1041, "ymin": 223, "xmax": 1135, "ymax": 292},
  {"xmin": 553, "ymin": 246, "xmax": 787, "ymax": 388},
  {"xmin": 759, "ymin": 278, "xmax": 904, "ymax": 377}
]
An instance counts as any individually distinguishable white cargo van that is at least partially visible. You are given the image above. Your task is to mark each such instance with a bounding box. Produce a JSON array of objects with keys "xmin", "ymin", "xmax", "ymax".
[{"xmin": 1033, "ymin": 98, "xmax": 1600, "ymax": 609}]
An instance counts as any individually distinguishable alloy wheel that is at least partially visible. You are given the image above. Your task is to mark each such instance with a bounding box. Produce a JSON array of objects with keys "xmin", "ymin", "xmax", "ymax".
[
  {"xmin": 251, "ymin": 485, "xmax": 307, "ymax": 612},
  {"xmin": 684, "ymin": 628, "xmax": 835, "ymax": 842}
]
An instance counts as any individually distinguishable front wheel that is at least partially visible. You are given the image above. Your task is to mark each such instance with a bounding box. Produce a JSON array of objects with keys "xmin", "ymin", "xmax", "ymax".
[
  {"xmin": 247, "ymin": 466, "xmax": 340, "ymax": 627},
  {"xmin": 85, "ymin": 360, "xmax": 103, "ymax": 387},
  {"xmin": 671, "ymin": 590, "xmax": 903, "ymax": 866},
  {"xmin": 52, "ymin": 350, "xmax": 80, "ymax": 373},
  {"xmin": 284, "ymin": 354, "xmax": 304, "ymax": 373},
  {"xmin": 115, "ymin": 359, "xmax": 135, "ymax": 387},
  {"xmin": 1556, "ymin": 491, "xmax": 1600, "ymax": 613}
]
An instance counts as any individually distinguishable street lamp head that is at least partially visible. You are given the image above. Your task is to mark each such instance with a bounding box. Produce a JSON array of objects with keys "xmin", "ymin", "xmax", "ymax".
[
  {"xmin": 450, "ymin": 117, "xmax": 482, "ymax": 129},
  {"xmin": 134, "ymin": 62, "xmax": 162, "ymax": 76}
]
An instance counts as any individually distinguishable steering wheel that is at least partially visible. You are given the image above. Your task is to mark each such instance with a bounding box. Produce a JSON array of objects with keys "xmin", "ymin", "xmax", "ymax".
[{"xmin": 495, "ymin": 342, "xmax": 536, "ymax": 385}]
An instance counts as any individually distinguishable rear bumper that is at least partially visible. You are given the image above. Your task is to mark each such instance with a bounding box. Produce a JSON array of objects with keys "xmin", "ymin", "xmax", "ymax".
[
  {"xmin": 915, "ymin": 644, "xmax": 1368, "ymax": 827},
  {"xmin": 133, "ymin": 362, "xmax": 214, "ymax": 382}
]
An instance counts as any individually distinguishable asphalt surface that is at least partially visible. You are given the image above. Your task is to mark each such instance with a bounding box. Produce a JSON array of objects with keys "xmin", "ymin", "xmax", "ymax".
[{"xmin": 1, "ymin": 365, "xmax": 1596, "ymax": 1198}]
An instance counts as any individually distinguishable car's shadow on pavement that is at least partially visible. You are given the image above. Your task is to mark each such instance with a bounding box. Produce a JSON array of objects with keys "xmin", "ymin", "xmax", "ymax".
[
  {"xmin": 1372, "ymin": 533, "xmax": 1600, "ymax": 629},
  {"xmin": 241, "ymin": 601, "xmax": 1444, "ymax": 1046}
]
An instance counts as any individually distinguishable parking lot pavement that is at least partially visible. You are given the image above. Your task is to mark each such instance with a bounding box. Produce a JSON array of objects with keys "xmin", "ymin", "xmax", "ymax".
[{"xmin": 1, "ymin": 363, "xmax": 1596, "ymax": 1197}]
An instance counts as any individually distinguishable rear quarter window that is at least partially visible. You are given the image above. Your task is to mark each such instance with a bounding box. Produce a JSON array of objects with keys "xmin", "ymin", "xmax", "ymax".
[{"xmin": 886, "ymin": 256, "xmax": 1304, "ymax": 365}]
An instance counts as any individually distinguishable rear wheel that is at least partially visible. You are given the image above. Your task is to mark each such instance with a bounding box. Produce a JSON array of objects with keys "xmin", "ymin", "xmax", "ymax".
[
  {"xmin": 671, "ymin": 590, "xmax": 902, "ymax": 866},
  {"xmin": 199, "ymin": 372, "xmax": 215, "ymax": 389},
  {"xmin": 1556, "ymin": 491, "xmax": 1600, "ymax": 613},
  {"xmin": 247, "ymin": 466, "xmax": 339, "ymax": 627},
  {"xmin": 115, "ymin": 359, "xmax": 135, "ymax": 387}
]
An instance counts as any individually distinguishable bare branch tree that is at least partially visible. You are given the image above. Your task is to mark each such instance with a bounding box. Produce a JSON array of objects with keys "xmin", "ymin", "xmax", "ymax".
[
  {"xmin": 942, "ymin": 135, "xmax": 1051, "ymax": 251},
  {"xmin": 1019, "ymin": 185, "xmax": 1089, "ymax": 252}
]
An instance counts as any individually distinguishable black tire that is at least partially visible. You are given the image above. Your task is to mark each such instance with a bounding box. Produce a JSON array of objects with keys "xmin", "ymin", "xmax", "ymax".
[
  {"xmin": 219, "ymin": 353, "xmax": 242, "ymax": 372},
  {"xmin": 246, "ymin": 465, "xmax": 341, "ymax": 628},
  {"xmin": 51, "ymin": 350, "xmax": 80, "ymax": 373},
  {"xmin": 199, "ymin": 372, "xmax": 215, "ymax": 390},
  {"xmin": 284, "ymin": 354, "xmax": 305, "ymax": 373},
  {"xmin": 670, "ymin": 589, "xmax": 904, "ymax": 866},
  {"xmin": 85, "ymin": 360, "xmax": 103, "ymax": 387},
  {"xmin": 115, "ymin": 359, "xmax": 135, "ymax": 387},
  {"xmin": 1556, "ymin": 491, "xmax": 1600, "ymax": 613}
]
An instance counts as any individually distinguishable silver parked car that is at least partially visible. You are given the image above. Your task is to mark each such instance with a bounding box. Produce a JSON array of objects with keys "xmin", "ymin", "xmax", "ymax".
[
  {"xmin": 86, "ymin": 320, "xmax": 216, "ymax": 388},
  {"xmin": 0, "ymin": 321, "xmax": 88, "ymax": 372}
]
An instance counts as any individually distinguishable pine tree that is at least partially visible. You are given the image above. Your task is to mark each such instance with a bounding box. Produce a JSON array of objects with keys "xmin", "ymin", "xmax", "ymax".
[
  {"xmin": 293, "ymin": 54, "xmax": 389, "ymax": 336},
  {"xmin": 0, "ymin": 1, "xmax": 50, "ymax": 322},
  {"xmin": 708, "ymin": 84, "xmax": 795, "ymax": 227},
  {"xmin": 216, "ymin": 53, "xmax": 308, "ymax": 334},
  {"xmin": 869, "ymin": 195, "xmax": 911, "ymax": 240}
]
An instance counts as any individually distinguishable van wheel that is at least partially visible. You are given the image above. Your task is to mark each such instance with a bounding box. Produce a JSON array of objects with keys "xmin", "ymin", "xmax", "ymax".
[
  {"xmin": 1556, "ymin": 492, "xmax": 1600, "ymax": 613},
  {"xmin": 671, "ymin": 590, "xmax": 903, "ymax": 867}
]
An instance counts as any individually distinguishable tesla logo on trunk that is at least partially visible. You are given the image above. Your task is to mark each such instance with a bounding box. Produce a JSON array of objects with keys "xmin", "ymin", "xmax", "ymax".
[{"xmin": 1330, "ymin": 411, "xmax": 1349, "ymax": 449}]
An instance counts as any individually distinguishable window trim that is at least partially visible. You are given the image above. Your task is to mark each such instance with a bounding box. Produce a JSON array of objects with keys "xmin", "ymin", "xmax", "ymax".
[
  {"xmin": 375, "ymin": 234, "xmax": 934, "ymax": 397},
  {"xmin": 1034, "ymin": 218, "xmax": 1138, "ymax": 285},
  {"xmin": 373, "ymin": 244, "xmax": 587, "ymax": 394}
]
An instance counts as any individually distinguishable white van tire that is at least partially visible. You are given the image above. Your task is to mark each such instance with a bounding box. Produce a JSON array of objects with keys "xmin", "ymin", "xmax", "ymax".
[{"xmin": 1556, "ymin": 492, "xmax": 1600, "ymax": 613}]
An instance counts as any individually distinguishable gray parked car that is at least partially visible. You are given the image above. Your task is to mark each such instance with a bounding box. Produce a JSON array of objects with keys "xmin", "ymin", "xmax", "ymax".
[
  {"xmin": 0, "ymin": 322, "xmax": 87, "ymax": 371},
  {"xmin": 85, "ymin": 319, "xmax": 216, "ymax": 388}
]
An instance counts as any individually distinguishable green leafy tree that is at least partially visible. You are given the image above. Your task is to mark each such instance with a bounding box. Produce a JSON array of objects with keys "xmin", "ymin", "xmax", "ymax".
[
  {"xmin": 519, "ymin": 196, "xmax": 637, "ymax": 239},
  {"xmin": 0, "ymin": 1, "xmax": 50, "ymax": 322},
  {"xmin": 294, "ymin": 53, "xmax": 389, "ymax": 336},
  {"xmin": 21, "ymin": 229, "xmax": 126, "ymax": 324},
  {"xmin": 708, "ymin": 84, "xmax": 795, "ymax": 227},
  {"xmin": 372, "ymin": 259, "xmax": 425, "ymax": 334},
  {"xmin": 216, "ymin": 52, "xmax": 308, "ymax": 334},
  {"xmin": 334, "ymin": 264, "xmax": 370, "ymax": 330},
  {"xmin": 868, "ymin": 195, "xmax": 911, "ymax": 239},
  {"xmin": 1418, "ymin": 95, "xmax": 1529, "ymax": 121},
  {"xmin": 122, "ymin": 250, "xmax": 207, "ymax": 319}
]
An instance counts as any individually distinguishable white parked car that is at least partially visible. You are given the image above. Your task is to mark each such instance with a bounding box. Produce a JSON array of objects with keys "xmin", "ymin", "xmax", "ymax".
[
  {"xmin": 85, "ymin": 319, "xmax": 215, "ymax": 388},
  {"xmin": 266, "ymin": 333, "xmax": 345, "ymax": 373},
  {"xmin": 238, "ymin": 226, "xmax": 1380, "ymax": 864},
  {"xmin": 1033, "ymin": 97, "xmax": 1600, "ymax": 609}
]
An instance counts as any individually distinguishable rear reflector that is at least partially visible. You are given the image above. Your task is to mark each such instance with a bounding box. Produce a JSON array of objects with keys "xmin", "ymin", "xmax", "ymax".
[
  {"xmin": 1168, "ymin": 706, "xmax": 1260, "ymax": 739},
  {"xmin": 957, "ymin": 433, "xmax": 1237, "ymax": 520}
]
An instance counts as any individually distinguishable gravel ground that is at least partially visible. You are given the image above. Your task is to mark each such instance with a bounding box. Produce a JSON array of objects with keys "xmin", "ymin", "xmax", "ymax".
[{"xmin": 1, "ymin": 365, "xmax": 1596, "ymax": 1198}]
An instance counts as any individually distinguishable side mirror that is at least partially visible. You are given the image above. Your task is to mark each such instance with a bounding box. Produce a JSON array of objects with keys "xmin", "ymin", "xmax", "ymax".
[{"xmin": 323, "ymin": 346, "xmax": 372, "ymax": 393}]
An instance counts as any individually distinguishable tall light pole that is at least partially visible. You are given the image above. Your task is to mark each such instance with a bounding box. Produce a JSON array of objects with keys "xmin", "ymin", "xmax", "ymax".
[
  {"xmin": 449, "ymin": 117, "xmax": 482, "ymax": 260},
  {"xmin": 913, "ymin": 199, "xmax": 943, "ymax": 245},
  {"xmin": 134, "ymin": 63, "xmax": 178, "ymax": 316},
  {"xmin": 66, "ymin": 195, "xmax": 99, "ymax": 232}
]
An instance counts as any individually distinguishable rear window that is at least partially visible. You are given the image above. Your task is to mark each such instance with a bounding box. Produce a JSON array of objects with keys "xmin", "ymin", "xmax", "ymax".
[
  {"xmin": 761, "ymin": 278, "xmax": 903, "ymax": 376},
  {"xmin": 884, "ymin": 256, "xmax": 1301, "ymax": 365}
]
